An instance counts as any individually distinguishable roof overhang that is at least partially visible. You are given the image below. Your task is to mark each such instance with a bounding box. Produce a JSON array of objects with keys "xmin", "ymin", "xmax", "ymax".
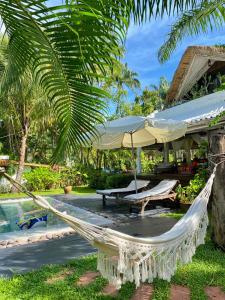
[
  {"xmin": 167, "ymin": 46, "xmax": 225, "ymax": 102},
  {"xmin": 153, "ymin": 90, "xmax": 225, "ymax": 132}
]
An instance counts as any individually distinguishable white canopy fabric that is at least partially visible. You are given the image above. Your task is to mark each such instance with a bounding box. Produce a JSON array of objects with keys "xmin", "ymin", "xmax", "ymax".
[
  {"xmin": 92, "ymin": 116, "xmax": 187, "ymax": 150},
  {"xmin": 153, "ymin": 90, "xmax": 225, "ymax": 126}
]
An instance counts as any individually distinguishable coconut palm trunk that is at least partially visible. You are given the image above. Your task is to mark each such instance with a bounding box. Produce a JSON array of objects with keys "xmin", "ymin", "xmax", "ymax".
[
  {"xmin": 209, "ymin": 129, "xmax": 225, "ymax": 250},
  {"xmin": 11, "ymin": 120, "xmax": 29, "ymax": 192}
]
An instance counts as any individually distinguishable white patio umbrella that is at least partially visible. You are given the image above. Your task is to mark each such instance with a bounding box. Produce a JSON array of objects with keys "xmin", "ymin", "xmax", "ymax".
[{"xmin": 90, "ymin": 116, "xmax": 187, "ymax": 192}]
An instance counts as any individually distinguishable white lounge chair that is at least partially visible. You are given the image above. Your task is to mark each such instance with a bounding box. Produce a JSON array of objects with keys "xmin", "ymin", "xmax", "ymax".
[
  {"xmin": 96, "ymin": 180, "xmax": 150, "ymax": 206},
  {"xmin": 122, "ymin": 179, "xmax": 178, "ymax": 215}
]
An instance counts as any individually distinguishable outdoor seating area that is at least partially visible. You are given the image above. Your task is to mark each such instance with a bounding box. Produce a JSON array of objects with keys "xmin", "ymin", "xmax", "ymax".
[{"xmin": 97, "ymin": 179, "xmax": 178, "ymax": 214}]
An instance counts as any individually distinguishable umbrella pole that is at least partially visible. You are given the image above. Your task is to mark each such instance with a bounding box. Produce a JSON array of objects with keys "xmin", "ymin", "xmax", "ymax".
[{"xmin": 130, "ymin": 133, "xmax": 137, "ymax": 193}]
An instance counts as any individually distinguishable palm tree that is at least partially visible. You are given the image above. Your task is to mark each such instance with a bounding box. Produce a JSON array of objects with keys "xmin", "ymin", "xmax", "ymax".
[
  {"xmin": 109, "ymin": 62, "xmax": 141, "ymax": 115},
  {"xmin": 0, "ymin": 74, "xmax": 53, "ymax": 190},
  {"xmin": 0, "ymin": 1, "xmax": 196, "ymax": 160},
  {"xmin": 0, "ymin": 36, "xmax": 54, "ymax": 188},
  {"xmin": 150, "ymin": 77, "xmax": 170, "ymax": 100}
]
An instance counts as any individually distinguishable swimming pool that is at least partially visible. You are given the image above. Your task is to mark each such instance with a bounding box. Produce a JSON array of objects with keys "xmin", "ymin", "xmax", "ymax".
[{"xmin": 0, "ymin": 197, "xmax": 112, "ymax": 244}]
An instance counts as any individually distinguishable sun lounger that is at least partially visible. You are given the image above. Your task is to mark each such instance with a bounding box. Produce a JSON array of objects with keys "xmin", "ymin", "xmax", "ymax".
[
  {"xmin": 96, "ymin": 180, "xmax": 150, "ymax": 207},
  {"xmin": 122, "ymin": 179, "xmax": 178, "ymax": 215}
]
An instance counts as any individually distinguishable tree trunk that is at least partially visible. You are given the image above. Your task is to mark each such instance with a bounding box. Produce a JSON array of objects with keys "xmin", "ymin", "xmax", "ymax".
[
  {"xmin": 11, "ymin": 122, "xmax": 29, "ymax": 192},
  {"xmin": 208, "ymin": 129, "xmax": 225, "ymax": 250}
]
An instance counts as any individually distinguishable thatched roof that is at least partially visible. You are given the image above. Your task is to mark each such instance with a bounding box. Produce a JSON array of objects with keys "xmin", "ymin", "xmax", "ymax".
[{"xmin": 167, "ymin": 46, "xmax": 225, "ymax": 102}]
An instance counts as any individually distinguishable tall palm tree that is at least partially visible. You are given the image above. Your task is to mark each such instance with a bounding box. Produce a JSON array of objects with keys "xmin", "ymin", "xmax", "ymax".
[
  {"xmin": 0, "ymin": 0, "xmax": 196, "ymax": 160},
  {"xmin": 109, "ymin": 62, "xmax": 141, "ymax": 115},
  {"xmin": 150, "ymin": 76, "xmax": 170, "ymax": 100}
]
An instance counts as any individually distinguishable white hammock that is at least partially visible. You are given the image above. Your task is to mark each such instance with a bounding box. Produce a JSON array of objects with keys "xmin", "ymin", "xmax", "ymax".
[{"xmin": 31, "ymin": 169, "xmax": 215, "ymax": 289}]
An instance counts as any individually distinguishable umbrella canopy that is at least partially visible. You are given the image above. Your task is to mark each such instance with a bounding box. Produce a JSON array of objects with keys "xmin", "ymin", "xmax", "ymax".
[
  {"xmin": 90, "ymin": 116, "xmax": 187, "ymax": 194},
  {"xmin": 92, "ymin": 116, "xmax": 187, "ymax": 149}
]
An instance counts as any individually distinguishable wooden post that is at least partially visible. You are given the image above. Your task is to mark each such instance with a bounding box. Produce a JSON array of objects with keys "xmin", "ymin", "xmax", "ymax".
[
  {"xmin": 208, "ymin": 129, "xmax": 225, "ymax": 250},
  {"xmin": 163, "ymin": 143, "xmax": 169, "ymax": 165}
]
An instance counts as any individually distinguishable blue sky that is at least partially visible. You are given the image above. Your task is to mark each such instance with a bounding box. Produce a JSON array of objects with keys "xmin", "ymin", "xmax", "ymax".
[{"xmin": 125, "ymin": 18, "xmax": 225, "ymax": 92}]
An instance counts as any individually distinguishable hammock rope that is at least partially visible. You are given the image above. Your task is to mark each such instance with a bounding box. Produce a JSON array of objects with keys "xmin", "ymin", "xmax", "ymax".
[{"xmin": 0, "ymin": 155, "xmax": 224, "ymax": 288}]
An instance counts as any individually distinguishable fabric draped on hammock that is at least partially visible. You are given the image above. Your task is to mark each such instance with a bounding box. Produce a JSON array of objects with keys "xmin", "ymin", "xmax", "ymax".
[{"xmin": 32, "ymin": 168, "xmax": 216, "ymax": 288}]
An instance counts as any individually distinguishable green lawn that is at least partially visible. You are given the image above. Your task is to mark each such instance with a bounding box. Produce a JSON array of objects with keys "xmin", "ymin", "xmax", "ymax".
[
  {"xmin": 0, "ymin": 186, "xmax": 95, "ymax": 199},
  {"xmin": 0, "ymin": 233, "xmax": 224, "ymax": 299}
]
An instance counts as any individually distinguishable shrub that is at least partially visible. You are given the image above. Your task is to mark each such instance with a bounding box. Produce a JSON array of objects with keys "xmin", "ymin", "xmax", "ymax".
[
  {"xmin": 24, "ymin": 168, "xmax": 61, "ymax": 191},
  {"xmin": 88, "ymin": 170, "xmax": 134, "ymax": 190},
  {"xmin": 60, "ymin": 167, "xmax": 88, "ymax": 187},
  {"xmin": 105, "ymin": 173, "xmax": 134, "ymax": 189},
  {"xmin": 88, "ymin": 170, "xmax": 108, "ymax": 189},
  {"xmin": 176, "ymin": 169, "xmax": 208, "ymax": 203}
]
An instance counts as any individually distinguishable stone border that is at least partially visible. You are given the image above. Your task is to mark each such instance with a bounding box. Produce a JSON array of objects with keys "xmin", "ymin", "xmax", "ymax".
[{"xmin": 0, "ymin": 228, "xmax": 75, "ymax": 248}]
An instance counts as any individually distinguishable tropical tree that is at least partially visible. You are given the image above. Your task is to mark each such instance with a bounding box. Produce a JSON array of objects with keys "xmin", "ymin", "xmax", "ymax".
[
  {"xmin": 105, "ymin": 62, "xmax": 141, "ymax": 116},
  {"xmin": 150, "ymin": 76, "xmax": 170, "ymax": 105},
  {"xmin": 0, "ymin": 0, "xmax": 197, "ymax": 161},
  {"xmin": 0, "ymin": 74, "xmax": 53, "ymax": 189},
  {"xmin": 0, "ymin": 36, "xmax": 54, "ymax": 188},
  {"xmin": 134, "ymin": 87, "xmax": 165, "ymax": 115}
]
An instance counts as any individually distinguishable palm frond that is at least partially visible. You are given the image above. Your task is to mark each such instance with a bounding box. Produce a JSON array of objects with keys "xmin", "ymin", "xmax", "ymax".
[
  {"xmin": 158, "ymin": 0, "xmax": 225, "ymax": 63},
  {"xmin": 0, "ymin": 1, "xmax": 127, "ymax": 161},
  {"xmin": 0, "ymin": 0, "xmax": 197, "ymax": 161},
  {"xmin": 122, "ymin": 0, "xmax": 198, "ymax": 22}
]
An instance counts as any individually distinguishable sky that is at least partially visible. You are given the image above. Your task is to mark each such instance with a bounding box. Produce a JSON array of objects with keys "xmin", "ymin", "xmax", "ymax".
[{"xmin": 125, "ymin": 18, "xmax": 225, "ymax": 92}]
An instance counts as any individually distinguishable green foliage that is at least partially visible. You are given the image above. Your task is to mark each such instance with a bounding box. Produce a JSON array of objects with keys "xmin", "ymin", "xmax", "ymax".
[
  {"xmin": 60, "ymin": 167, "xmax": 88, "ymax": 187},
  {"xmin": 105, "ymin": 173, "xmax": 134, "ymax": 189},
  {"xmin": 88, "ymin": 170, "xmax": 134, "ymax": 189},
  {"xmin": 88, "ymin": 170, "xmax": 108, "ymax": 189},
  {"xmin": 24, "ymin": 168, "xmax": 61, "ymax": 191},
  {"xmin": 196, "ymin": 140, "xmax": 208, "ymax": 158},
  {"xmin": 158, "ymin": 0, "xmax": 225, "ymax": 63},
  {"xmin": 141, "ymin": 151, "xmax": 162, "ymax": 173},
  {"xmin": 176, "ymin": 169, "xmax": 208, "ymax": 203}
]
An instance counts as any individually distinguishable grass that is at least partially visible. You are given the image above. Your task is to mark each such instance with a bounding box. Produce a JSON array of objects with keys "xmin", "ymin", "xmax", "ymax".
[
  {"xmin": 0, "ymin": 186, "xmax": 95, "ymax": 199},
  {"xmin": 0, "ymin": 234, "xmax": 224, "ymax": 299},
  {"xmin": 160, "ymin": 210, "xmax": 185, "ymax": 221}
]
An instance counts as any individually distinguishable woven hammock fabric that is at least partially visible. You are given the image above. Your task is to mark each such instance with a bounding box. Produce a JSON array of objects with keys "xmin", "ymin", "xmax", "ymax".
[{"xmin": 33, "ymin": 170, "xmax": 215, "ymax": 288}]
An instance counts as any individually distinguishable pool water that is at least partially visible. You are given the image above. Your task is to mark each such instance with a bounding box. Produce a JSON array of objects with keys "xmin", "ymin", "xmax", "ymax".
[{"xmin": 0, "ymin": 198, "xmax": 112, "ymax": 234}]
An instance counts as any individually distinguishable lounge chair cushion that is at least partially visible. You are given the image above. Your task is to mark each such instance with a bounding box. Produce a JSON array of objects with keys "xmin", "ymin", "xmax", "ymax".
[
  {"xmin": 123, "ymin": 179, "xmax": 177, "ymax": 201},
  {"xmin": 96, "ymin": 180, "xmax": 150, "ymax": 196}
]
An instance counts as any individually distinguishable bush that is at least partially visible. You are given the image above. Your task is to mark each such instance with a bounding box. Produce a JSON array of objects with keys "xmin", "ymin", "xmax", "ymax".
[
  {"xmin": 24, "ymin": 168, "xmax": 61, "ymax": 191},
  {"xmin": 88, "ymin": 170, "xmax": 134, "ymax": 190},
  {"xmin": 176, "ymin": 169, "xmax": 208, "ymax": 203},
  {"xmin": 88, "ymin": 170, "xmax": 108, "ymax": 189},
  {"xmin": 60, "ymin": 167, "xmax": 88, "ymax": 187},
  {"xmin": 105, "ymin": 173, "xmax": 134, "ymax": 189}
]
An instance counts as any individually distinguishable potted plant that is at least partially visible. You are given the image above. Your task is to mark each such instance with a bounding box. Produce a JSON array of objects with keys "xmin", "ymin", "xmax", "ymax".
[
  {"xmin": 0, "ymin": 155, "xmax": 9, "ymax": 167},
  {"xmin": 60, "ymin": 168, "xmax": 74, "ymax": 194}
]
